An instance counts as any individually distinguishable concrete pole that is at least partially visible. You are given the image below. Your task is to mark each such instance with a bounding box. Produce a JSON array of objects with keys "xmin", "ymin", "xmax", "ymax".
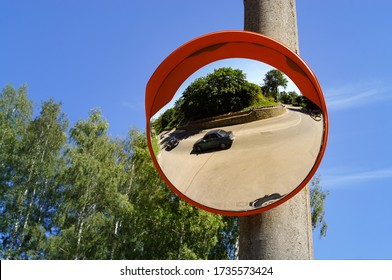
[{"xmin": 239, "ymin": 0, "xmax": 314, "ymax": 260}]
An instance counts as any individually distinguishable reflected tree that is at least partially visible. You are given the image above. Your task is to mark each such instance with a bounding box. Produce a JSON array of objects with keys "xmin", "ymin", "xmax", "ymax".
[
  {"xmin": 179, "ymin": 67, "xmax": 262, "ymax": 120},
  {"xmin": 261, "ymin": 69, "xmax": 288, "ymax": 102}
]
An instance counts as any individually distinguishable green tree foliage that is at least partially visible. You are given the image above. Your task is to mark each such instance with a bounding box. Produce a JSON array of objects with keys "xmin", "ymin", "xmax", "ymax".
[
  {"xmin": 208, "ymin": 216, "xmax": 238, "ymax": 260},
  {"xmin": 151, "ymin": 67, "xmax": 281, "ymax": 133},
  {"xmin": 151, "ymin": 106, "xmax": 183, "ymax": 135},
  {"xmin": 151, "ymin": 99, "xmax": 186, "ymax": 135},
  {"xmin": 0, "ymin": 85, "xmax": 32, "ymax": 197},
  {"xmin": 262, "ymin": 69, "xmax": 288, "ymax": 101},
  {"xmin": 1, "ymin": 85, "xmax": 33, "ymax": 259},
  {"xmin": 280, "ymin": 91, "xmax": 299, "ymax": 105},
  {"xmin": 1, "ymin": 85, "xmax": 329, "ymax": 258},
  {"xmin": 47, "ymin": 109, "xmax": 134, "ymax": 259},
  {"xmin": 179, "ymin": 67, "xmax": 261, "ymax": 120},
  {"xmin": 159, "ymin": 108, "xmax": 176, "ymax": 131},
  {"xmin": 310, "ymin": 175, "xmax": 329, "ymax": 238},
  {"xmin": 0, "ymin": 85, "xmax": 68, "ymax": 259},
  {"xmin": 107, "ymin": 130, "xmax": 235, "ymax": 260},
  {"xmin": 47, "ymin": 122, "xmax": 235, "ymax": 260},
  {"xmin": 0, "ymin": 85, "xmax": 237, "ymax": 259}
]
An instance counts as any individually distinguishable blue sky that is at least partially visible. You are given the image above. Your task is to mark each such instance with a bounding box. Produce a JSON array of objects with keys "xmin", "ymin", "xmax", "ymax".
[{"xmin": 2, "ymin": 0, "xmax": 392, "ymax": 259}]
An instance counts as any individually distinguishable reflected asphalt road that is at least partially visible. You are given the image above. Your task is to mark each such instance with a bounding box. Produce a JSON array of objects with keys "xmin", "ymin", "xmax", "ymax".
[{"xmin": 157, "ymin": 107, "xmax": 324, "ymax": 212}]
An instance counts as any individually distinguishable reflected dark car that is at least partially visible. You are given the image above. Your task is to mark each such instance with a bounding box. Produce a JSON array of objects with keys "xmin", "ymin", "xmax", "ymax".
[
  {"xmin": 164, "ymin": 136, "xmax": 179, "ymax": 150},
  {"xmin": 193, "ymin": 129, "xmax": 235, "ymax": 153},
  {"xmin": 249, "ymin": 193, "xmax": 284, "ymax": 208}
]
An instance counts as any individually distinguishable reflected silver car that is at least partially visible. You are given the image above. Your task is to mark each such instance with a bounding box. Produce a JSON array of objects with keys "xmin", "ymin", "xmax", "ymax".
[{"xmin": 193, "ymin": 129, "xmax": 235, "ymax": 153}]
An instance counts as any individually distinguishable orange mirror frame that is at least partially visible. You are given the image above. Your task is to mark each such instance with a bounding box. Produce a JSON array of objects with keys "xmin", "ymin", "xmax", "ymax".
[{"xmin": 145, "ymin": 30, "xmax": 328, "ymax": 216}]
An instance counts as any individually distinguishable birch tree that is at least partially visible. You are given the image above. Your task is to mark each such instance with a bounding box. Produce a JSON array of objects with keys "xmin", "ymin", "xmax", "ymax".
[
  {"xmin": 115, "ymin": 130, "xmax": 234, "ymax": 260},
  {"xmin": 1, "ymin": 85, "xmax": 238, "ymax": 259},
  {"xmin": 0, "ymin": 86, "xmax": 67, "ymax": 259},
  {"xmin": 47, "ymin": 109, "xmax": 133, "ymax": 259},
  {"xmin": 310, "ymin": 175, "xmax": 329, "ymax": 238},
  {"xmin": 0, "ymin": 85, "xmax": 32, "ymax": 258}
]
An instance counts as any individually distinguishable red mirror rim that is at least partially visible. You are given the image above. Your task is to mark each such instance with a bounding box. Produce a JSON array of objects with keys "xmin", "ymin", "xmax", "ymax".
[{"xmin": 145, "ymin": 30, "xmax": 328, "ymax": 216}]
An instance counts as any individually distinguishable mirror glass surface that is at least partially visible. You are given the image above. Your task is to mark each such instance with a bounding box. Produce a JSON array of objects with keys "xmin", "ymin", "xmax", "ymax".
[{"xmin": 149, "ymin": 58, "xmax": 325, "ymax": 212}]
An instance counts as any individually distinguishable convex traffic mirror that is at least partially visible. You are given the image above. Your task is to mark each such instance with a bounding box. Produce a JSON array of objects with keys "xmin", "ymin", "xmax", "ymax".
[{"xmin": 145, "ymin": 31, "xmax": 328, "ymax": 216}]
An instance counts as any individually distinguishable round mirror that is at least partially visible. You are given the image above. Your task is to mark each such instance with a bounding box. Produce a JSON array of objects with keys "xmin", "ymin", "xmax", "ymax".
[{"xmin": 145, "ymin": 31, "xmax": 328, "ymax": 216}]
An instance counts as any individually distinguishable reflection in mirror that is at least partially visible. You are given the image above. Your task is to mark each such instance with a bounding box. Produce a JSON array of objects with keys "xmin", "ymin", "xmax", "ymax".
[{"xmin": 149, "ymin": 59, "xmax": 325, "ymax": 212}]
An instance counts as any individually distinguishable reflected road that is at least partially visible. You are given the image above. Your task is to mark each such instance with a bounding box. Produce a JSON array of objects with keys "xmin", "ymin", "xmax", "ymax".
[{"xmin": 157, "ymin": 107, "xmax": 324, "ymax": 212}]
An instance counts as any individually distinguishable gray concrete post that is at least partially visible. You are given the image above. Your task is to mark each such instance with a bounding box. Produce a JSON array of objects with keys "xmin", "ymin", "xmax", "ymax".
[{"xmin": 239, "ymin": 0, "xmax": 314, "ymax": 260}]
